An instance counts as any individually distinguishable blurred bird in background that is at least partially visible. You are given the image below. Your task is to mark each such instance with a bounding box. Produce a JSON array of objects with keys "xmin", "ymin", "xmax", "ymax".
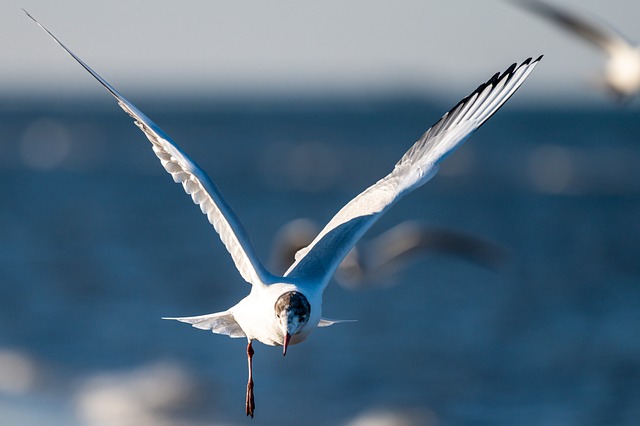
[
  {"xmin": 270, "ymin": 219, "xmax": 508, "ymax": 289},
  {"xmin": 512, "ymin": 0, "xmax": 640, "ymax": 101}
]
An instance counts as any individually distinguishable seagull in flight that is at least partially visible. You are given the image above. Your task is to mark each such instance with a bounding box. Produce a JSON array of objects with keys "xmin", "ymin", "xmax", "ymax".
[
  {"xmin": 270, "ymin": 219, "xmax": 508, "ymax": 288},
  {"xmin": 512, "ymin": 0, "xmax": 640, "ymax": 100},
  {"xmin": 26, "ymin": 10, "xmax": 540, "ymax": 418}
]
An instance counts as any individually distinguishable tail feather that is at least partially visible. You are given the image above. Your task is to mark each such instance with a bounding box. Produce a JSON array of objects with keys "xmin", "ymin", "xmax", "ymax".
[
  {"xmin": 318, "ymin": 317, "xmax": 357, "ymax": 327},
  {"xmin": 163, "ymin": 311, "xmax": 246, "ymax": 338}
]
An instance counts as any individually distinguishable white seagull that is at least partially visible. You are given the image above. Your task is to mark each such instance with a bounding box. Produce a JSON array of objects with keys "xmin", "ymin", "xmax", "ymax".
[
  {"xmin": 512, "ymin": 0, "xmax": 640, "ymax": 100},
  {"xmin": 270, "ymin": 219, "xmax": 508, "ymax": 288},
  {"xmin": 26, "ymin": 10, "xmax": 540, "ymax": 418}
]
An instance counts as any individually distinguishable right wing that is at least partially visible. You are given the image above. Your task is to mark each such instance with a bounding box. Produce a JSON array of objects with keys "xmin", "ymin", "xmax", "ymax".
[
  {"xmin": 27, "ymin": 11, "xmax": 277, "ymax": 287},
  {"xmin": 285, "ymin": 57, "xmax": 541, "ymax": 292}
]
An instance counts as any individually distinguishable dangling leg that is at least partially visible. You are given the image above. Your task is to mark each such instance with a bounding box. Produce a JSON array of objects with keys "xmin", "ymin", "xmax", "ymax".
[{"xmin": 245, "ymin": 340, "xmax": 255, "ymax": 418}]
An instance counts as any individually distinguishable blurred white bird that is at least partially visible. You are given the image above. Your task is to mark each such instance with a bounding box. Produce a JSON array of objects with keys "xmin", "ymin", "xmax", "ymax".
[
  {"xmin": 270, "ymin": 219, "xmax": 508, "ymax": 288},
  {"xmin": 27, "ymin": 10, "xmax": 540, "ymax": 418},
  {"xmin": 512, "ymin": 0, "xmax": 640, "ymax": 100}
]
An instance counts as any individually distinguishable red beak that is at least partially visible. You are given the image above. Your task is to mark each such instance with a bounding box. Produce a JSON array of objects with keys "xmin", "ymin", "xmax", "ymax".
[{"xmin": 283, "ymin": 333, "xmax": 291, "ymax": 356}]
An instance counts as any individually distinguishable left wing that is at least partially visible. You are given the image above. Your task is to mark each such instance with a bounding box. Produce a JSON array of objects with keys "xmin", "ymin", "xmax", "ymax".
[
  {"xmin": 285, "ymin": 57, "xmax": 541, "ymax": 291},
  {"xmin": 26, "ymin": 11, "xmax": 278, "ymax": 287}
]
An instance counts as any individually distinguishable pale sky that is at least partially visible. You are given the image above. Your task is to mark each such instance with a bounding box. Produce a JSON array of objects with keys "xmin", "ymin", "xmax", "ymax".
[{"xmin": 4, "ymin": 0, "xmax": 639, "ymax": 103}]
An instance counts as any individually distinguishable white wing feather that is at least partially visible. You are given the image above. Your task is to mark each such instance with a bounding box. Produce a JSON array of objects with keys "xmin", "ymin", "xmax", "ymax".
[
  {"xmin": 26, "ymin": 11, "xmax": 277, "ymax": 287},
  {"xmin": 285, "ymin": 57, "xmax": 541, "ymax": 291}
]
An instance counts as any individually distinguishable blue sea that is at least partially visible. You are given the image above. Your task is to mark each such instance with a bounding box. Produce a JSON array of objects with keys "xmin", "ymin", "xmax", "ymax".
[{"xmin": 0, "ymin": 95, "xmax": 638, "ymax": 425}]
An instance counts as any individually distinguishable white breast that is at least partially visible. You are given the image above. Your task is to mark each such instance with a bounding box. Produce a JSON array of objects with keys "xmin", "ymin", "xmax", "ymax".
[{"xmin": 230, "ymin": 284, "xmax": 321, "ymax": 347}]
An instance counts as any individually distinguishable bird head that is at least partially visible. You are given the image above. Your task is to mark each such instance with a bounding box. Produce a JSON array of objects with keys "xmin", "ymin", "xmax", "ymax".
[{"xmin": 274, "ymin": 291, "xmax": 311, "ymax": 356}]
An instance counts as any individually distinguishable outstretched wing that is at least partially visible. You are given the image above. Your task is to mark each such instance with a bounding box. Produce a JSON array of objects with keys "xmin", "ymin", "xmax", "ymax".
[
  {"xmin": 512, "ymin": 0, "xmax": 633, "ymax": 55},
  {"xmin": 26, "ymin": 11, "xmax": 277, "ymax": 287},
  {"xmin": 285, "ymin": 57, "xmax": 541, "ymax": 291}
]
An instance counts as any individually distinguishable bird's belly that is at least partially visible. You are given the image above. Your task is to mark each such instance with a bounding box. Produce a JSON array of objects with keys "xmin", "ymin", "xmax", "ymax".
[
  {"xmin": 238, "ymin": 319, "xmax": 282, "ymax": 346},
  {"xmin": 251, "ymin": 327, "xmax": 311, "ymax": 347},
  {"xmin": 241, "ymin": 318, "xmax": 315, "ymax": 347},
  {"xmin": 254, "ymin": 335, "xmax": 281, "ymax": 347}
]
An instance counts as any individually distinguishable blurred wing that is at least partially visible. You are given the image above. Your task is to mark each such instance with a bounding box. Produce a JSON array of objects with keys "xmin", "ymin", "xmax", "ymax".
[
  {"xmin": 27, "ymin": 11, "xmax": 276, "ymax": 287},
  {"xmin": 513, "ymin": 0, "xmax": 633, "ymax": 55},
  {"xmin": 285, "ymin": 57, "xmax": 541, "ymax": 291},
  {"xmin": 364, "ymin": 221, "xmax": 509, "ymax": 273},
  {"xmin": 269, "ymin": 218, "xmax": 319, "ymax": 275}
]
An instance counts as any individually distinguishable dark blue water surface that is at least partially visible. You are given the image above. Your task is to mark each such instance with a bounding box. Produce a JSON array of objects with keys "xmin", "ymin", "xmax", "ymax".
[{"xmin": 0, "ymin": 96, "xmax": 639, "ymax": 425}]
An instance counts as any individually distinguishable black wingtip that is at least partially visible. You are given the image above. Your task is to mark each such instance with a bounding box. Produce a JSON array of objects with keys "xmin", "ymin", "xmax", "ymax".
[
  {"xmin": 453, "ymin": 56, "xmax": 540, "ymax": 115},
  {"xmin": 23, "ymin": 9, "xmax": 49, "ymax": 35},
  {"xmin": 500, "ymin": 62, "xmax": 518, "ymax": 79},
  {"xmin": 487, "ymin": 71, "xmax": 501, "ymax": 86},
  {"xmin": 22, "ymin": 8, "xmax": 35, "ymax": 21},
  {"xmin": 512, "ymin": 55, "xmax": 543, "ymax": 74}
]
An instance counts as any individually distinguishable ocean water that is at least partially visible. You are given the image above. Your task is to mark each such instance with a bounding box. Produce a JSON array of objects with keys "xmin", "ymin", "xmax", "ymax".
[{"xmin": 0, "ymin": 96, "xmax": 639, "ymax": 425}]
